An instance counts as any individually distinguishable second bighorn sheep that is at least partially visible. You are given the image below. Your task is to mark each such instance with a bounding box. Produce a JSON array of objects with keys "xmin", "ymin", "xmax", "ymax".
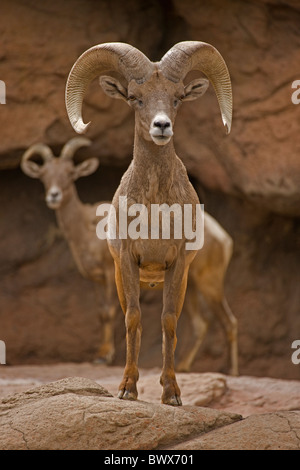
[
  {"xmin": 179, "ymin": 212, "xmax": 238, "ymax": 375},
  {"xmin": 21, "ymin": 138, "xmax": 117, "ymax": 364},
  {"xmin": 66, "ymin": 41, "xmax": 232, "ymax": 405}
]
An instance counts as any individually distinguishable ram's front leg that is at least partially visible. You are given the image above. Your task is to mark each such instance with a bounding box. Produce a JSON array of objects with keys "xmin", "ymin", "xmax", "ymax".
[
  {"xmin": 116, "ymin": 247, "xmax": 141, "ymax": 401},
  {"xmin": 160, "ymin": 257, "xmax": 189, "ymax": 406}
]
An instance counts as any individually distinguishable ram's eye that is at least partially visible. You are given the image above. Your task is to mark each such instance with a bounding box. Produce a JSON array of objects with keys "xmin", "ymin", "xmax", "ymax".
[
  {"xmin": 128, "ymin": 95, "xmax": 136, "ymax": 102},
  {"xmin": 174, "ymin": 97, "xmax": 182, "ymax": 108}
]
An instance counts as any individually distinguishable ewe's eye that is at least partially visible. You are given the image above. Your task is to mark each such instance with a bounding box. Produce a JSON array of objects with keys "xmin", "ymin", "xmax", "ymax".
[{"xmin": 128, "ymin": 95, "xmax": 136, "ymax": 102}]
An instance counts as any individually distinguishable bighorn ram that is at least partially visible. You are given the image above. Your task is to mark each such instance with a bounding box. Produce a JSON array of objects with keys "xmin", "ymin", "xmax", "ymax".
[
  {"xmin": 66, "ymin": 41, "xmax": 232, "ymax": 405},
  {"xmin": 21, "ymin": 138, "xmax": 117, "ymax": 364}
]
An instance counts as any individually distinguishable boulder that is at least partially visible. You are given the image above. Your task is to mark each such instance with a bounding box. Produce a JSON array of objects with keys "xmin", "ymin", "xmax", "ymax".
[
  {"xmin": 168, "ymin": 411, "xmax": 300, "ymax": 450},
  {"xmin": 1, "ymin": 374, "xmax": 299, "ymax": 450},
  {"xmin": 0, "ymin": 377, "xmax": 241, "ymax": 450},
  {"xmin": 0, "ymin": 0, "xmax": 300, "ymax": 380},
  {"xmin": 138, "ymin": 372, "xmax": 227, "ymax": 407}
]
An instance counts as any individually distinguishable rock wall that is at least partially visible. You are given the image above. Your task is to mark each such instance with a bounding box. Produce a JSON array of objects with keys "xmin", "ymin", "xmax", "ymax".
[{"xmin": 0, "ymin": 0, "xmax": 299, "ymax": 379}]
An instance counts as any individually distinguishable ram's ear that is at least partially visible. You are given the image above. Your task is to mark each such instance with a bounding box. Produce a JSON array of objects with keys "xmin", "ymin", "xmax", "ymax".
[
  {"xmin": 182, "ymin": 78, "xmax": 209, "ymax": 102},
  {"xmin": 99, "ymin": 76, "xmax": 128, "ymax": 102}
]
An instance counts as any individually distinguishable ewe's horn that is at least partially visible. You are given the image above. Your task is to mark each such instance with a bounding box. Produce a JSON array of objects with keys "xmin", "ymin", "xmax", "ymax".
[
  {"xmin": 65, "ymin": 42, "xmax": 154, "ymax": 134},
  {"xmin": 22, "ymin": 143, "xmax": 54, "ymax": 164},
  {"xmin": 61, "ymin": 137, "xmax": 92, "ymax": 160},
  {"xmin": 159, "ymin": 41, "xmax": 232, "ymax": 134}
]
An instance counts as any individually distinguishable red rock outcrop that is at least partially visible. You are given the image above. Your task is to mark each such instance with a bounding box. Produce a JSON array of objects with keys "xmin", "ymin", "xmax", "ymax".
[
  {"xmin": 0, "ymin": 0, "xmax": 299, "ymax": 380},
  {"xmin": 1, "ymin": 372, "xmax": 299, "ymax": 450}
]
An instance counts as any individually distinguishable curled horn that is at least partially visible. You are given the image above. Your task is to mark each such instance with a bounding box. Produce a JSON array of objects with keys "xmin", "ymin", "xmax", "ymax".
[
  {"xmin": 60, "ymin": 137, "xmax": 92, "ymax": 160},
  {"xmin": 21, "ymin": 143, "xmax": 54, "ymax": 166},
  {"xmin": 159, "ymin": 41, "xmax": 232, "ymax": 134},
  {"xmin": 65, "ymin": 42, "xmax": 154, "ymax": 134}
]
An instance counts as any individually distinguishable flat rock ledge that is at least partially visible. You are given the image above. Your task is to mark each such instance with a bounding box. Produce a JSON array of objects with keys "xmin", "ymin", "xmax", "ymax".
[
  {"xmin": 0, "ymin": 376, "xmax": 240, "ymax": 450},
  {"xmin": 1, "ymin": 376, "xmax": 299, "ymax": 450}
]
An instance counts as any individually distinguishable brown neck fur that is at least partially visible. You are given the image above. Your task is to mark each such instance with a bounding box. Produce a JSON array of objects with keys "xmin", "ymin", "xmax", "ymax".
[
  {"xmin": 131, "ymin": 128, "xmax": 177, "ymax": 204},
  {"xmin": 55, "ymin": 184, "xmax": 87, "ymax": 242}
]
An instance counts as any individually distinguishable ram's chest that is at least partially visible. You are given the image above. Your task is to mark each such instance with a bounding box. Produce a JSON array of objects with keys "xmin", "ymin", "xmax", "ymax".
[{"xmin": 144, "ymin": 167, "xmax": 160, "ymax": 204}]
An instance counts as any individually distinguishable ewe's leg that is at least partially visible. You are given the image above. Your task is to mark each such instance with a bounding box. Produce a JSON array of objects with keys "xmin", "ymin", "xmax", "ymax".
[
  {"xmin": 95, "ymin": 275, "xmax": 117, "ymax": 364},
  {"xmin": 95, "ymin": 304, "xmax": 117, "ymax": 364},
  {"xmin": 208, "ymin": 297, "xmax": 238, "ymax": 376},
  {"xmin": 221, "ymin": 298, "xmax": 238, "ymax": 376},
  {"xmin": 116, "ymin": 252, "xmax": 141, "ymax": 401},
  {"xmin": 161, "ymin": 259, "xmax": 189, "ymax": 406},
  {"xmin": 176, "ymin": 280, "xmax": 208, "ymax": 372}
]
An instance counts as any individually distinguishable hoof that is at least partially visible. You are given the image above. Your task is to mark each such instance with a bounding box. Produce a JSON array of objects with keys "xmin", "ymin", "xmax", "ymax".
[
  {"xmin": 93, "ymin": 357, "xmax": 108, "ymax": 365},
  {"xmin": 162, "ymin": 395, "xmax": 182, "ymax": 406},
  {"xmin": 229, "ymin": 368, "xmax": 239, "ymax": 377},
  {"xmin": 117, "ymin": 389, "xmax": 137, "ymax": 401},
  {"xmin": 175, "ymin": 362, "xmax": 190, "ymax": 373},
  {"xmin": 93, "ymin": 352, "xmax": 115, "ymax": 365}
]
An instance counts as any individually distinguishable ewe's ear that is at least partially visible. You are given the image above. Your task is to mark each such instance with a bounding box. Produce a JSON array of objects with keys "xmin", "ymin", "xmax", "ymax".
[
  {"xmin": 21, "ymin": 160, "xmax": 42, "ymax": 179},
  {"xmin": 182, "ymin": 78, "xmax": 209, "ymax": 102},
  {"xmin": 99, "ymin": 76, "xmax": 128, "ymax": 102},
  {"xmin": 73, "ymin": 158, "xmax": 99, "ymax": 180}
]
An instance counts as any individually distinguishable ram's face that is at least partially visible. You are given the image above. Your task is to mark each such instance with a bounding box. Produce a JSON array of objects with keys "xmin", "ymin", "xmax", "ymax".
[
  {"xmin": 126, "ymin": 71, "xmax": 185, "ymax": 146},
  {"xmin": 100, "ymin": 70, "xmax": 209, "ymax": 147}
]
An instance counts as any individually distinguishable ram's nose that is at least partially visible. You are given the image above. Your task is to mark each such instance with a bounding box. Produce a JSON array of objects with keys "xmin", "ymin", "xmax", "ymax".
[
  {"xmin": 153, "ymin": 119, "xmax": 171, "ymax": 131},
  {"xmin": 150, "ymin": 112, "xmax": 173, "ymax": 145}
]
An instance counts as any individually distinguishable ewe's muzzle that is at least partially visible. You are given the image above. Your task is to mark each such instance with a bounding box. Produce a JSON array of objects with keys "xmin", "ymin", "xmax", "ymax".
[{"xmin": 46, "ymin": 186, "xmax": 63, "ymax": 209}]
